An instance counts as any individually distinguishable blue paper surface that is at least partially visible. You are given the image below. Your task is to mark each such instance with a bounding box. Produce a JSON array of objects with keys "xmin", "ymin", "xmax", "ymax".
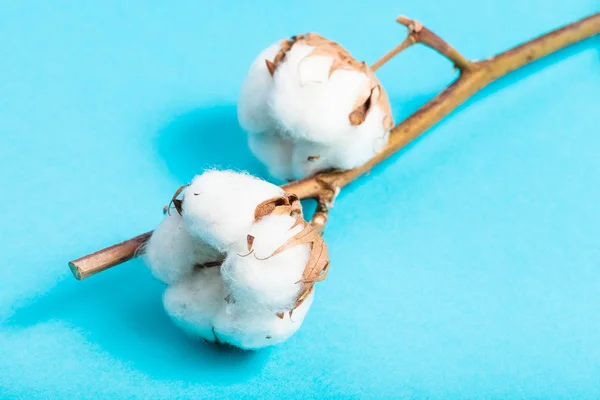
[{"xmin": 1, "ymin": 1, "xmax": 599, "ymax": 398}]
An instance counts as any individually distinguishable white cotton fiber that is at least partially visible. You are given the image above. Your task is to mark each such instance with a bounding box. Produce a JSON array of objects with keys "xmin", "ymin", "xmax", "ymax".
[
  {"xmin": 238, "ymin": 43, "xmax": 281, "ymax": 134},
  {"xmin": 291, "ymin": 102, "xmax": 390, "ymax": 178},
  {"xmin": 162, "ymin": 266, "xmax": 225, "ymax": 343},
  {"xmin": 213, "ymin": 292, "xmax": 314, "ymax": 349},
  {"xmin": 238, "ymin": 34, "xmax": 394, "ymax": 180},
  {"xmin": 164, "ymin": 270, "xmax": 314, "ymax": 349},
  {"xmin": 143, "ymin": 212, "xmax": 222, "ymax": 284},
  {"xmin": 271, "ymin": 47, "xmax": 371, "ymax": 143},
  {"xmin": 221, "ymin": 213, "xmax": 310, "ymax": 312},
  {"xmin": 181, "ymin": 170, "xmax": 284, "ymax": 252}
]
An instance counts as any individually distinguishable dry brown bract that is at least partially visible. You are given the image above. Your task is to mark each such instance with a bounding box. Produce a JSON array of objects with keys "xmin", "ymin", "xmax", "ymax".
[
  {"xmin": 167, "ymin": 184, "xmax": 189, "ymax": 216},
  {"xmin": 266, "ymin": 33, "xmax": 394, "ymax": 131},
  {"xmin": 249, "ymin": 193, "xmax": 330, "ymax": 318}
]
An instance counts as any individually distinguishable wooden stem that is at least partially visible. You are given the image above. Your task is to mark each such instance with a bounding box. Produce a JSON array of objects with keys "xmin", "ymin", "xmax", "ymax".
[
  {"xmin": 68, "ymin": 13, "xmax": 600, "ymax": 280},
  {"xmin": 69, "ymin": 231, "xmax": 152, "ymax": 280}
]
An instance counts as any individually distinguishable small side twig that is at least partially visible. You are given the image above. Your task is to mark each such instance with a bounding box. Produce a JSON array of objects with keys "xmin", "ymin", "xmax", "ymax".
[
  {"xmin": 370, "ymin": 36, "xmax": 414, "ymax": 72},
  {"xmin": 371, "ymin": 15, "xmax": 475, "ymax": 72}
]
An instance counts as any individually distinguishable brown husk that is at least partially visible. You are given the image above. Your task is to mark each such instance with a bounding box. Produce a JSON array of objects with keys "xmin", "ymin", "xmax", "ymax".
[
  {"xmin": 248, "ymin": 192, "xmax": 330, "ymax": 318},
  {"xmin": 167, "ymin": 184, "xmax": 189, "ymax": 216}
]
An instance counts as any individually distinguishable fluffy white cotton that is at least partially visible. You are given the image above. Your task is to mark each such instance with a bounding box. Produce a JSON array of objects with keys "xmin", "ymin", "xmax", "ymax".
[
  {"xmin": 238, "ymin": 43, "xmax": 281, "ymax": 134},
  {"xmin": 221, "ymin": 213, "xmax": 310, "ymax": 312},
  {"xmin": 181, "ymin": 170, "xmax": 284, "ymax": 252},
  {"xmin": 271, "ymin": 45, "xmax": 372, "ymax": 143},
  {"xmin": 163, "ymin": 266, "xmax": 225, "ymax": 343},
  {"xmin": 143, "ymin": 212, "xmax": 222, "ymax": 284},
  {"xmin": 165, "ymin": 266, "xmax": 314, "ymax": 349},
  {"xmin": 238, "ymin": 35, "xmax": 394, "ymax": 181},
  {"xmin": 213, "ymin": 292, "xmax": 314, "ymax": 349},
  {"xmin": 291, "ymin": 102, "xmax": 390, "ymax": 178}
]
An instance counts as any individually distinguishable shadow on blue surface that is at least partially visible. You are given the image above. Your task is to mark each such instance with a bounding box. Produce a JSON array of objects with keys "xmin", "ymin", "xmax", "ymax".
[
  {"xmin": 7, "ymin": 261, "xmax": 272, "ymax": 383},
  {"xmin": 155, "ymin": 105, "xmax": 270, "ymax": 183}
]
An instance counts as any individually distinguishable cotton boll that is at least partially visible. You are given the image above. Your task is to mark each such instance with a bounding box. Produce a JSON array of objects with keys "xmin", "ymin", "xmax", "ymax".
[
  {"xmin": 143, "ymin": 212, "xmax": 222, "ymax": 284},
  {"xmin": 213, "ymin": 291, "xmax": 314, "ymax": 349},
  {"xmin": 155, "ymin": 170, "xmax": 328, "ymax": 350},
  {"xmin": 238, "ymin": 33, "xmax": 394, "ymax": 180},
  {"xmin": 181, "ymin": 170, "xmax": 284, "ymax": 252},
  {"xmin": 221, "ymin": 213, "xmax": 310, "ymax": 312},
  {"xmin": 162, "ymin": 266, "xmax": 225, "ymax": 343},
  {"xmin": 238, "ymin": 43, "xmax": 282, "ymax": 134}
]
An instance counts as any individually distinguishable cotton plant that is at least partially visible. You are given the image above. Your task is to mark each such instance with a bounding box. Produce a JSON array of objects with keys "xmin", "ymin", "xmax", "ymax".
[
  {"xmin": 143, "ymin": 170, "xmax": 329, "ymax": 349},
  {"xmin": 238, "ymin": 33, "xmax": 394, "ymax": 181}
]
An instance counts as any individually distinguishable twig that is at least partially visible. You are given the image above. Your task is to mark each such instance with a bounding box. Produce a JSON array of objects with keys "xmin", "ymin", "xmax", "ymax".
[
  {"xmin": 68, "ymin": 232, "xmax": 152, "ymax": 280},
  {"xmin": 370, "ymin": 36, "xmax": 414, "ymax": 72},
  {"xmin": 371, "ymin": 16, "xmax": 474, "ymax": 72},
  {"xmin": 68, "ymin": 13, "xmax": 600, "ymax": 280}
]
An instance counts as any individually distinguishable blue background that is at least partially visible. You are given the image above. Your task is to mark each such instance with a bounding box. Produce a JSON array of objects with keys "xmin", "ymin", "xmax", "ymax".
[{"xmin": 1, "ymin": 1, "xmax": 599, "ymax": 399}]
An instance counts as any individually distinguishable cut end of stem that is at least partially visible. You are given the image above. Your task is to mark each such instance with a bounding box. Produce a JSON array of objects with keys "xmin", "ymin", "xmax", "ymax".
[
  {"xmin": 68, "ymin": 261, "xmax": 83, "ymax": 280},
  {"xmin": 396, "ymin": 15, "xmax": 423, "ymax": 32}
]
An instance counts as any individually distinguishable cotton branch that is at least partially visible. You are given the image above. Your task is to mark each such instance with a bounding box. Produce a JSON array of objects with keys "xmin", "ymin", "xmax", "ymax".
[{"xmin": 68, "ymin": 13, "xmax": 600, "ymax": 280}]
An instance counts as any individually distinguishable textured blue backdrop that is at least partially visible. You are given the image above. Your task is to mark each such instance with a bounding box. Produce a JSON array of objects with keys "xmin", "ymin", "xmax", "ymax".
[{"xmin": 1, "ymin": 1, "xmax": 599, "ymax": 399}]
